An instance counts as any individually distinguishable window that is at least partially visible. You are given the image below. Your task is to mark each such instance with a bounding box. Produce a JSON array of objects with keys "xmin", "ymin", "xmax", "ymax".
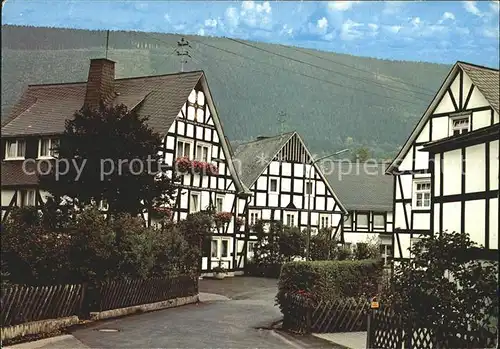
[
  {"xmin": 248, "ymin": 241, "xmax": 256, "ymax": 254},
  {"xmin": 373, "ymin": 214, "xmax": 385, "ymax": 228},
  {"xmin": 216, "ymin": 196, "xmax": 224, "ymax": 212},
  {"xmin": 344, "ymin": 214, "xmax": 352, "ymax": 227},
  {"xmin": 211, "ymin": 240, "xmax": 219, "ymax": 258},
  {"xmin": 21, "ymin": 189, "xmax": 36, "ymax": 207},
  {"xmin": 250, "ymin": 212, "xmax": 259, "ymax": 226},
  {"xmin": 357, "ymin": 213, "xmax": 369, "ymax": 227},
  {"xmin": 286, "ymin": 213, "xmax": 295, "ymax": 227},
  {"xmin": 190, "ymin": 192, "xmax": 200, "ymax": 213},
  {"xmin": 306, "ymin": 182, "xmax": 313, "ymax": 195},
  {"xmin": 5, "ymin": 139, "xmax": 26, "ymax": 159},
  {"xmin": 269, "ymin": 178, "xmax": 278, "ymax": 193},
  {"xmin": 195, "ymin": 143, "xmax": 210, "ymax": 162},
  {"xmin": 450, "ymin": 116, "xmax": 470, "ymax": 136},
  {"xmin": 176, "ymin": 139, "xmax": 192, "ymax": 159},
  {"xmin": 413, "ymin": 180, "xmax": 431, "ymax": 209},
  {"xmin": 38, "ymin": 138, "xmax": 59, "ymax": 158},
  {"xmin": 221, "ymin": 240, "xmax": 229, "ymax": 258},
  {"xmin": 99, "ymin": 199, "xmax": 109, "ymax": 211},
  {"xmin": 320, "ymin": 215, "xmax": 329, "ymax": 229}
]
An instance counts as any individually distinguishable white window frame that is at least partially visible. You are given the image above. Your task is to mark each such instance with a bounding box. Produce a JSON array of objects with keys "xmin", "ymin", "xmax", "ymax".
[
  {"xmin": 373, "ymin": 213, "xmax": 385, "ymax": 228},
  {"xmin": 449, "ymin": 114, "xmax": 470, "ymax": 136},
  {"xmin": 250, "ymin": 211, "xmax": 260, "ymax": 226},
  {"xmin": 215, "ymin": 195, "xmax": 224, "ymax": 212},
  {"xmin": 5, "ymin": 139, "xmax": 26, "ymax": 160},
  {"xmin": 22, "ymin": 189, "xmax": 36, "ymax": 207},
  {"xmin": 189, "ymin": 191, "xmax": 200, "ymax": 213},
  {"xmin": 248, "ymin": 241, "xmax": 257, "ymax": 254},
  {"xmin": 356, "ymin": 213, "xmax": 369, "ymax": 227},
  {"xmin": 221, "ymin": 239, "xmax": 230, "ymax": 258},
  {"xmin": 211, "ymin": 239, "xmax": 219, "ymax": 258},
  {"xmin": 195, "ymin": 142, "xmax": 211, "ymax": 162},
  {"xmin": 344, "ymin": 214, "xmax": 352, "ymax": 228},
  {"xmin": 412, "ymin": 179, "xmax": 431, "ymax": 210},
  {"xmin": 38, "ymin": 138, "xmax": 59, "ymax": 159},
  {"xmin": 176, "ymin": 138, "xmax": 193, "ymax": 159},
  {"xmin": 269, "ymin": 178, "xmax": 279, "ymax": 193},
  {"xmin": 286, "ymin": 213, "xmax": 295, "ymax": 227},
  {"xmin": 319, "ymin": 214, "xmax": 330, "ymax": 229}
]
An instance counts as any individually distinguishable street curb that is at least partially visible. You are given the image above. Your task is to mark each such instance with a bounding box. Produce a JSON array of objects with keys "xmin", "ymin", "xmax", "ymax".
[{"xmin": 2, "ymin": 334, "xmax": 83, "ymax": 349}]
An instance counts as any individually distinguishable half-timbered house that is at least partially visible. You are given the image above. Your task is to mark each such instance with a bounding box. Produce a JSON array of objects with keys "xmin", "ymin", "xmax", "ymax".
[
  {"xmin": 325, "ymin": 160, "xmax": 394, "ymax": 264},
  {"xmin": 385, "ymin": 61, "xmax": 499, "ymax": 262},
  {"xmin": 1, "ymin": 58, "xmax": 251, "ymax": 274},
  {"xmin": 231, "ymin": 132, "xmax": 348, "ymax": 268}
]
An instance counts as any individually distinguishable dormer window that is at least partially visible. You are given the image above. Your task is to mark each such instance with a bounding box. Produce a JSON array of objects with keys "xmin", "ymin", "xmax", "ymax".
[
  {"xmin": 39, "ymin": 138, "xmax": 59, "ymax": 158},
  {"xmin": 5, "ymin": 139, "xmax": 26, "ymax": 160},
  {"xmin": 450, "ymin": 115, "xmax": 470, "ymax": 136}
]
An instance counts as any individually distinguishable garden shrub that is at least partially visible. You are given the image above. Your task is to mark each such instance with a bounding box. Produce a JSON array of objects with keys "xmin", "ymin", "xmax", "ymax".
[{"xmin": 277, "ymin": 259, "xmax": 383, "ymax": 305}]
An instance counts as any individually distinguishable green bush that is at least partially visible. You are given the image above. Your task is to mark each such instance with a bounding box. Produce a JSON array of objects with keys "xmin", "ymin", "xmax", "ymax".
[
  {"xmin": 245, "ymin": 261, "xmax": 282, "ymax": 278},
  {"xmin": 277, "ymin": 259, "xmax": 383, "ymax": 304}
]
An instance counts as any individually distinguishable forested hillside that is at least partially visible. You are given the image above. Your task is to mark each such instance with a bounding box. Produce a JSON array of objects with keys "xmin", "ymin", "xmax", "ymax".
[{"xmin": 1, "ymin": 25, "xmax": 452, "ymax": 159}]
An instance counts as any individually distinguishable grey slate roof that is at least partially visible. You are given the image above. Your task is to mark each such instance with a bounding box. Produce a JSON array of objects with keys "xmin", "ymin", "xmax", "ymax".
[
  {"xmin": 1, "ymin": 71, "xmax": 204, "ymax": 136},
  {"xmin": 232, "ymin": 132, "xmax": 295, "ymax": 188},
  {"xmin": 324, "ymin": 161, "xmax": 393, "ymax": 212},
  {"xmin": 458, "ymin": 62, "xmax": 499, "ymax": 114}
]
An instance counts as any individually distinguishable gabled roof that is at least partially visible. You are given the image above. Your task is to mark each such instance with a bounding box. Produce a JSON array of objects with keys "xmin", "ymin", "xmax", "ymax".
[
  {"xmin": 1, "ymin": 70, "xmax": 204, "ymax": 136},
  {"xmin": 324, "ymin": 161, "xmax": 393, "ymax": 212},
  {"xmin": 233, "ymin": 132, "xmax": 295, "ymax": 188},
  {"xmin": 233, "ymin": 132, "xmax": 348, "ymax": 214},
  {"xmin": 386, "ymin": 61, "xmax": 499, "ymax": 174}
]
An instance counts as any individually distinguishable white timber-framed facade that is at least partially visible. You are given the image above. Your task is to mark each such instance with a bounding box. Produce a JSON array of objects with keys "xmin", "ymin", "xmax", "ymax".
[
  {"xmin": 232, "ymin": 132, "xmax": 348, "ymax": 269},
  {"xmin": 1, "ymin": 58, "xmax": 252, "ymax": 275},
  {"xmin": 324, "ymin": 161, "xmax": 394, "ymax": 265},
  {"xmin": 386, "ymin": 61, "xmax": 499, "ymax": 262}
]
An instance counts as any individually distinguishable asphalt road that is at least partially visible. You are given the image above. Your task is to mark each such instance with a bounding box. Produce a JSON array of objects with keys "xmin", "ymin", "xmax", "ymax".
[{"xmin": 68, "ymin": 277, "xmax": 291, "ymax": 348}]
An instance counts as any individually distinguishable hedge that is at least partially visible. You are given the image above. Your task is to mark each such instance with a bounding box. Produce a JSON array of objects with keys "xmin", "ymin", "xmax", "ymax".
[
  {"xmin": 277, "ymin": 259, "xmax": 383, "ymax": 303},
  {"xmin": 245, "ymin": 261, "xmax": 283, "ymax": 278}
]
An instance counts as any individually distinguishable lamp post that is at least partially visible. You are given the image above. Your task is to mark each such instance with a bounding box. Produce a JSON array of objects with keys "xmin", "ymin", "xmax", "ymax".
[{"xmin": 306, "ymin": 148, "xmax": 349, "ymax": 261}]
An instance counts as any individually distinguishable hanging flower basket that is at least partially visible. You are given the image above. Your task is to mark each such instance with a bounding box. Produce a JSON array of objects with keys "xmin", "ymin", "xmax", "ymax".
[
  {"xmin": 151, "ymin": 206, "xmax": 172, "ymax": 220},
  {"xmin": 214, "ymin": 211, "xmax": 232, "ymax": 227},
  {"xmin": 235, "ymin": 217, "xmax": 244, "ymax": 229},
  {"xmin": 175, "ymin": 157, "xmax": 192, "ymax": 173}
]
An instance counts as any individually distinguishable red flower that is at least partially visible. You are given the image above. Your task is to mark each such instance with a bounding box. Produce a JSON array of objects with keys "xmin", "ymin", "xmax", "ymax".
[{"xmin": 214, "ymin": 211, "xmax": 233, "ymax": 224}]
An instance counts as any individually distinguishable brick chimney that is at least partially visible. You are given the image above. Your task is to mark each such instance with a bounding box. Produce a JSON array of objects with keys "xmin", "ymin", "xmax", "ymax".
[{"xmin": 84, "ymin": 58, "xmax": 116, "ymax": 108}]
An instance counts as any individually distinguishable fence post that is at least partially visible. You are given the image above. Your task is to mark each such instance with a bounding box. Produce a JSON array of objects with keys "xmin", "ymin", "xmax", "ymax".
[{"xmin": 366, "ymin": 309, "xmax": 373, "ymax": 349}]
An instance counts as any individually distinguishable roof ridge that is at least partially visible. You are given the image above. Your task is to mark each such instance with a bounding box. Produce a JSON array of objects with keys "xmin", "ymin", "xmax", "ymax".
[
  {"xmin": 235, "ymin": 131, "xmax": 296, "ymax": 147},
  {"xmin": 26, "ymin": 70, "xmax": 205, "ymax": 88},
  {"xmin": 457, "ymin": 61, "xmax": 499, "ymax": 72}
]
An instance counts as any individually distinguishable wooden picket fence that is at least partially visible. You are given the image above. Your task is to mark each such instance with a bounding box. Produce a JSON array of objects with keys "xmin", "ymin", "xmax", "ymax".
[
  {"xmin": 281, "ymin": 293, "xmax": 369, "ymax": 334},
  {"xmin": 89, "ymin": 274, "xmax": 198, "ymax": 312},
  {"xmin": 1, "ymin": 275, "xmax": 198, "ymax": 329},
  {"xmin": 1, "ymin": 284, "xmax": 84, "ymax": 327},
  {"xmin": 367, "ymin": 305, "xmax": 498, "ymax": 349}
]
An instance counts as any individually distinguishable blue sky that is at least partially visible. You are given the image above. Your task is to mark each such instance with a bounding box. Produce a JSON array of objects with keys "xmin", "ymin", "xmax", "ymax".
[{"xmin": 2, "ymin": 0, "xmax": 499, "ymax": 67}]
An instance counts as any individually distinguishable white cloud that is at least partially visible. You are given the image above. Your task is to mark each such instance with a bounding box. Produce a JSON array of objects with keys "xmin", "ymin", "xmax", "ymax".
[
  {"xmin": 280, "ymin": 24, "xmax": 294, "ymax": 37},
  {"xmin": 197, "ymin": 28, "xmax": 206, "ymax": 36},
  {"xmin": 383, "ymin": 1, "xmax": 404, "ymax": 15},
  {"xmin": 491, "ymin": 0, "xmax": 500, "ymax": 12},
  {"xmin": 324, "ymin": 31, "xmax": 336, "ymax": 41},
  {"xmin": 317, "ymin": 17, "xmax": 328, "ymax": 31},
  {"xmin": 340, "ymin": 19, "xmax": 363, "ymax": 40},
  {"xmin": 164, "ymin": 13, "xmax": 171, "ymax": 22},
  {"xmin": 483, "ymin": 27, "xmax": 499, "ymax": 38},
  {"xmin": 225, "ymin": 7, "xmax": 240, "ymax": 28},
  {"xmin": 410, "ymin": 16, "xmax": 421, "ymax": 26},
  {"xmin": 368, "ymin": 23, "xmax": 379, "ymax": 31},
  {"xmin": 328, "ymin": 1, "xmax": 358, "ymax": 12},
  {"xmin": 438, "ymin": 11, "xmax": 455, "ymax": 24},
  {"xmin": 456, "ymin": 26, "xmax": 471, "ymax": 35},
  {"xmin": 306, "ymin": 17, "xmax": 329, "ymax": 36},
  {"xmin": 226, "ymin": 1, "xmax": 272, "ymax": 30},
  {"xmin": 463, "ymin": 1, "xmax": 483, "ymax": 17},
  {"xmin": 204, "ymin": 18, "xmax": 218, "ymax": 28},
  {"xmin": 386, "ymin": 25, "xmax": 402, "ymax": 34}
]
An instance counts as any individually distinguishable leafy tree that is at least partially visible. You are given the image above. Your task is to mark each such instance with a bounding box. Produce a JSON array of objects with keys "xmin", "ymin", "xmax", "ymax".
[
  {"xmin": 309, "ymin": 228, "xmax": 337, "ymax": 261},
  {"xmin": 39, "ymin": 103, "xmax": 177, "ymax": 216},
  {"xmin": 388, "ymin": 231, "xmax": 498, "ymax": 347},
  {"xmin": 351, "ymin": 147, "xmax": 371, "ymax": 162}
]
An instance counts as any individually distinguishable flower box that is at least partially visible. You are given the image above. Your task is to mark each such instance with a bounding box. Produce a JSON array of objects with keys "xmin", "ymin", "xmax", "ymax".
[
  {"xmin": 175, "ymin": 157, "xmax": 218, "ymax": 176},
  {"xmin": 214, "ymin": 211, "xmax": 232, "ymax": 226}
]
